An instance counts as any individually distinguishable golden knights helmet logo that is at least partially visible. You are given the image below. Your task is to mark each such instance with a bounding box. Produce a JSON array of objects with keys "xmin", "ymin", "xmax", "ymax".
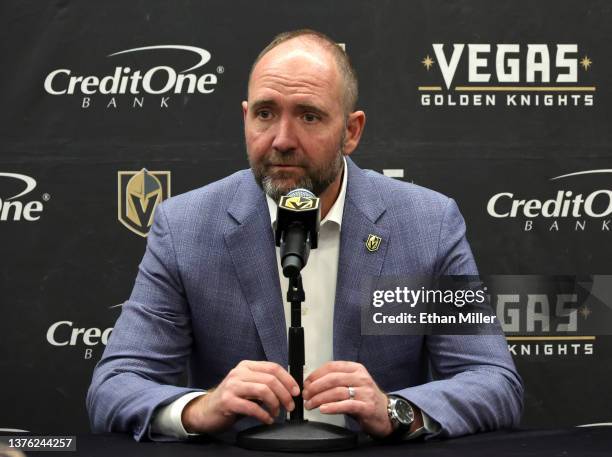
[
  {"xmin": 117, "ymin": 169, "xmax": 171, "ymax": 237},
  {"xmin": 365, "ymin": 234, "xmax": 382, "ymax": 252},
  {"xmin": 279, "ymin": 195, "xmax": 319, "ymax": 211}
]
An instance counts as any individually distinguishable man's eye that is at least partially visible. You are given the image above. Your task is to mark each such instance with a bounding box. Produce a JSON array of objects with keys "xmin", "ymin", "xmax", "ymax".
[
  {"xmin": 256, "ymin": 110, "xmax": 272, "ymax": 119},
  {"xmin": 302, "ymin": 113, "xmax": 320, "ymax": 123}
]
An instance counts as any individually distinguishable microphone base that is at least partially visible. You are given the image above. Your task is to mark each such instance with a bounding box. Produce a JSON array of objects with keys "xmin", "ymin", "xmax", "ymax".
[{"xmin": 237, "ymin": 420, "xmax": 357, "ymax": 452}]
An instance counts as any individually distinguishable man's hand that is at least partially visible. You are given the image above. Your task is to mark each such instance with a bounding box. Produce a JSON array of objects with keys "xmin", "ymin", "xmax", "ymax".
[
  {"xmin": 303, "ymin": 361, "xmax": 421, "ymax": 438},
  {"xmin": 181, "ymin": 360, "xmax": 300, "ymax": 434}
]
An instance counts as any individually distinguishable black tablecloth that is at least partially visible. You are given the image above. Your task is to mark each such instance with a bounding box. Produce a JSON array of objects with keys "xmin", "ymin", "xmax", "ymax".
[{"xmin": 2, "ymin": 427, "xmax": 611, "ymax": 457}]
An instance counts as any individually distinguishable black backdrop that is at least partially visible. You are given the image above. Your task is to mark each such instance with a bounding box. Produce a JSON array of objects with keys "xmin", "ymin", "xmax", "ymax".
[{"xmin": 1, "ymin": 0, "xmax": 611, "ymax": 433}]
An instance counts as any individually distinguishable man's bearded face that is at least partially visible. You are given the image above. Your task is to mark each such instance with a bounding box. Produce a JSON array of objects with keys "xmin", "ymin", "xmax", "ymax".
[{"xmin": 243, "ymin": 39, "xmax": 348, "ymax": 202}]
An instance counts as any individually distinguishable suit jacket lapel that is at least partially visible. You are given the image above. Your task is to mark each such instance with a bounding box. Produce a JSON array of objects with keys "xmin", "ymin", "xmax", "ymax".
[
  {"xmin": 224, "ymin": 173, "xmax": 288, "ymax": 367},
  {"xmin": 334, "ymin": 159, "xmax": 389, "ymax": 362}
]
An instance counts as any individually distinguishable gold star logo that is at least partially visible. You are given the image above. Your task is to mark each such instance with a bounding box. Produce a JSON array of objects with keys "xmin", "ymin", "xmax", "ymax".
[
  {"xmin": 421, "ymin": 55, "xmax": 435, "ymax": 70},
  {"xmin": 580, "ymin": 56, "xmax": 592, "ymax": 70},
  {"xmin": 578, "ymin": 305, "xmax": 592, "ymax": 319}
]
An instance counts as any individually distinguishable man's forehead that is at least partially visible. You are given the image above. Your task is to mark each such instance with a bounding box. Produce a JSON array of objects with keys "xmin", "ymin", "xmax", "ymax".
[
  {"xmin": 257, "ymin": 38, "xmax": 333, "ymax": 70},
  {"xmin": 249, "ymin": 37, "xmax": 341, "ymax": 94}
]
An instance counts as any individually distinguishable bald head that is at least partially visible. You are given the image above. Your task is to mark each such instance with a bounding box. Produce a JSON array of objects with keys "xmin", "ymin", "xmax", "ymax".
[{"xmin": 248, "ymin": 30, "xmax": 358, "ymax": 116}]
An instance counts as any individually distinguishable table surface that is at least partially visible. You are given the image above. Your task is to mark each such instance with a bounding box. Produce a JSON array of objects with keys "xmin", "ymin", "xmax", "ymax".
[{"xmin": 2, "ymin": 427, "xmax": 611, "ymax": 457}]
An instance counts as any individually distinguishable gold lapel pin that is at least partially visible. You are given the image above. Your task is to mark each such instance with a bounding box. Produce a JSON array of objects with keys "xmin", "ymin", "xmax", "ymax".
[{"xmin": 365, "ymin": 234, "xmax": 382, "ymax": 252}]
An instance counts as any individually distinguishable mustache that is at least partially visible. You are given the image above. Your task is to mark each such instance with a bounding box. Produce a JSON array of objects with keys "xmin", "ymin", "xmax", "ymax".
[{"xmin": 261, "ymin": 151, "xmax": 307, "ymax": 168}]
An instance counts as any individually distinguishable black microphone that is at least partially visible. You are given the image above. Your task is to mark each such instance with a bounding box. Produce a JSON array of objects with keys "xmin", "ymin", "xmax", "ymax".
[{"xmin": 275, "ymin": 188, "xmax": 320, "ymax": 278}]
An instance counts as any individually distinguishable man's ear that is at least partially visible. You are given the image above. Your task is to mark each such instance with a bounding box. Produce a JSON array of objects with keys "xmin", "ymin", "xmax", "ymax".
[
  {"xmin": 343, "ymin": 110, "xmax": 366, "ymax": 156},
  {"xmin": 242, "ymin": 101, "xmax": 248, "ymax": 121}
]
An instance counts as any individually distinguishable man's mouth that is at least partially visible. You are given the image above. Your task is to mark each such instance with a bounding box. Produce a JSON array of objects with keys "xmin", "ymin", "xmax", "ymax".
[{"xmin": 268, "ymin": 163, "xmax": 303, "ymax": 170}]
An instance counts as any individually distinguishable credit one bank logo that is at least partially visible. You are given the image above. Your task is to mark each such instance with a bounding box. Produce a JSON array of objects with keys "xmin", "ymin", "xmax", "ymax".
[
  {"xmin": 45, "ymin": 304, "xmax": 122, "ymax": 360},
  {"xmin": 43, "ymin": 45, "xmax": 224, "ymax": 109},
  {"xmin": 0, "ymin": 173, "xmax": 49, "ymax": 221},
  {"xmin": 487, "ymin": 170, "xmax": 612, "ymax": 232},
  {"xmin": 418, "ymin": 43, "xmax": 595, "ymax": 107}
]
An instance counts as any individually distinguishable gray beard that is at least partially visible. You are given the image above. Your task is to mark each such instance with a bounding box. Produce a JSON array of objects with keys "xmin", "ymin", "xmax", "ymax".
[
  {"xmin": 250, "ymin": 138, "xmax": 345, "ymax": 202},
  {"xmin": 259, "ymin": 152, "xmax": 343, "ymax": 202}
]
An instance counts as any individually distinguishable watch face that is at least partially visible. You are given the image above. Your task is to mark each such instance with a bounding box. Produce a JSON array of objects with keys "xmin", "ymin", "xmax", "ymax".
[{"xmin": 395, "ymin": 399, "xmax": 414, "ymax": 425}]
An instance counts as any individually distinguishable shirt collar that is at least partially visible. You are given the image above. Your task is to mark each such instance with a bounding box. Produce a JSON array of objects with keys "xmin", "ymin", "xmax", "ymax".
[{"xmin": 266, "ymin": 156, "xmax": 348, "ymax": 229}]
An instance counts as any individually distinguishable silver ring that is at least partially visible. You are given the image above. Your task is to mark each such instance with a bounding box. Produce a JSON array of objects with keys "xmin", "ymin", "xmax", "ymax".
[{"xmin": 347, "ymin": 386, "xmax": 356, "ymax": 400}]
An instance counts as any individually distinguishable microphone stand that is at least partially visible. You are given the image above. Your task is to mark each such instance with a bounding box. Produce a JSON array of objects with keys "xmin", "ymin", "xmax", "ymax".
[
  {"xmin": 288, "ymin": 274, "xmax": 305, "ymax": 422},
  {"xmin": 237, "ymin": 272, "xmax": 357, "ymax": 451}
]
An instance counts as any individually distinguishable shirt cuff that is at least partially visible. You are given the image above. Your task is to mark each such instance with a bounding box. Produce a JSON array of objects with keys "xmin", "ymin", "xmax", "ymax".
[
  {"xmin": 421, "ymin": 410, "xmax": 441, "ymax": 435},
  {"xmin": 395, "ymin": 407, "xmax": 440, "ymax": 441},
  {"xmin": 149, "ymin": 391, "xmax": 207, "ymax": 440},
  {"xmin": 401, "ymin": 410, "xmax": 440, "ymax": 440}
]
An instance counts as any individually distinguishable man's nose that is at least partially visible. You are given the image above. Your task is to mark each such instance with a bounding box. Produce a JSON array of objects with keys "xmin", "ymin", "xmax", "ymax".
[{"xmin": 271, "ymin": 116, "xmax": 298, "ymax": 152}]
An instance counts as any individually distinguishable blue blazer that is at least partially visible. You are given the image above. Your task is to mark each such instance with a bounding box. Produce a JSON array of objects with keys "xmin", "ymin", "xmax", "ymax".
[{"xmin": 87, "ymin": 158, "xmax": 523, "ymax": 441}]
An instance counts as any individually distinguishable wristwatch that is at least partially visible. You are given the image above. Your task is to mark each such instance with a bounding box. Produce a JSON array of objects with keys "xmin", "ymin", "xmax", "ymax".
[{"xmin": 387, "ymin": 395, "xmax": 415, "ymax": 433}]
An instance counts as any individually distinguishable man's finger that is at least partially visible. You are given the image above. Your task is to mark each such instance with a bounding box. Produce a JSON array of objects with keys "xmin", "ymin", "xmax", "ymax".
[
  {"xmin": 303, "ymin": 372, "xmax": 358, "ymax": 400},
  {"xmin": 304, "ymin": 361, "xmax": 359, "ymax": 384},
  {"xmin": 319, "ymin": 399, "xmax": 367, "ymax": 416},
  {"xmin": 230, "ymin": 397, "xmax": 275, "ymax": 424},
  {"xmin": 304, "ymin": 386, "xmax": 349, "ymax": 410},
  {"xmin": 235, "ymin": 382, "xmax": 281, "ymax": 417},
  {"xmin": 241, "ymin": 371, "xmax": 296, "ymax": 412},
  {"xmin": 247, "ymin": 361, "xmax": 301, "ymax": 396}
]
